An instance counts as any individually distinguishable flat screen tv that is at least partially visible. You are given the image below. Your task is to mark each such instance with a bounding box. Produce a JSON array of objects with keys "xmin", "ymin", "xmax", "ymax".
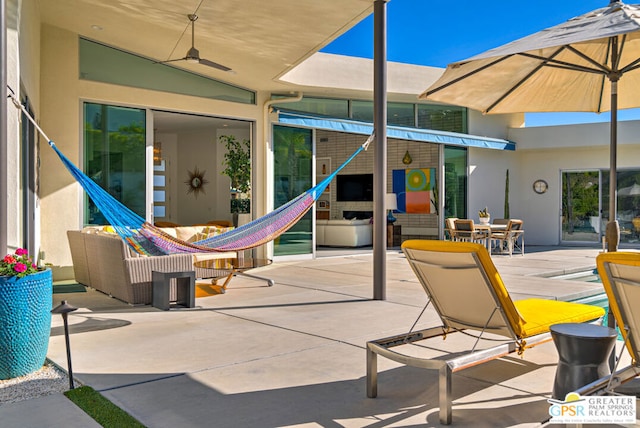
[{"xmin": 336, "ymin": 174, "xmax": 374, "ymax": 201}]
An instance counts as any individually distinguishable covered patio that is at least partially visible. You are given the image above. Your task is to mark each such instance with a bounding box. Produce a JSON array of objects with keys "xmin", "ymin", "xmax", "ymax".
[{"xmin": 4, "ymin": 246, "xmax": 630, "ymax": 427}]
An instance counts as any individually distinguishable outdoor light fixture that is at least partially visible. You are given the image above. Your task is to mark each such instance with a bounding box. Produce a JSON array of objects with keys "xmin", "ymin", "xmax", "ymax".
[
  {"xmin": 51, "ymin": 300, "xmax": 78, "ymax": 389},
  {"xmin": 385, "ymin": 193, "xmax": 398, "ymax": 224},
  {"xmin": 402, "ymin": 150, "xmax": 412, "ymax": 165}
]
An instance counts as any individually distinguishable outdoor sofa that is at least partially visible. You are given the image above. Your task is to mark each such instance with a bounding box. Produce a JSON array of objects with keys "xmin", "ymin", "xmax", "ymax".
[{"xmin": 67, "ymin": 225, "xmax": 236, "ymax": 305}]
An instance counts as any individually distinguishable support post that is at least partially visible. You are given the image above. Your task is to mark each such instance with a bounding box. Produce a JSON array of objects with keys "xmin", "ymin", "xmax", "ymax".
[
  {"xmin": 606, "ymin": 38, "xmax": 620, "ymax": 253},
  {"xmin": 373, "ymin": 0, "xmax": 387, "ymax": 300},
  {"xmin": 0, "ymin": 0, "xmax": 7, "ymax": 256}
]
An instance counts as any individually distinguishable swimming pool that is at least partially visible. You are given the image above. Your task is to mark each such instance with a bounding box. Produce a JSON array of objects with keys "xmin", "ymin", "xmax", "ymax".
[
  {"xmin": 554, "ymin": 271, "xmax": 624, "ymax": 340},
  {"xmin": 552, "ymin": 269, "xmax": 601, "ymax": 283},
  {"xmin": 571, "ymin": 292, "xmax": 623, "ymax": 340}
]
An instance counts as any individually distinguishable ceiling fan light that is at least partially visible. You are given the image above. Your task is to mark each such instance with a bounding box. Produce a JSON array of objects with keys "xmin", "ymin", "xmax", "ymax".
[{"xmin": 186, "ymin": 57, "xmax": 199, "ymax": 64}]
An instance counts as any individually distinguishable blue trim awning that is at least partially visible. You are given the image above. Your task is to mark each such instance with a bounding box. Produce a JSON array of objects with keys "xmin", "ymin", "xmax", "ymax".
[{"xmin": 276, "ymin": 110, "xmax": 516, "ymax": 151}]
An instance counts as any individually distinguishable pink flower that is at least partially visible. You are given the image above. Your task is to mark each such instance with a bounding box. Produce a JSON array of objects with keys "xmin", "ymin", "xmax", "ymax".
[
  {"xmin": 15, "ymin": 248, "xmax": 28, "ymax": 256},
  {"xmin": 3, "ymin": 255, "xmax": 16, "ymax": 264},
  {"xmin": 13, "ymin": 263, "xmax": 27, "ymax": 273}
]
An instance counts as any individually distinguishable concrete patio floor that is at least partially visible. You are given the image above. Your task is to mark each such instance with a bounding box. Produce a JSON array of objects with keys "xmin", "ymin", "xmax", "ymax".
[{"xmin": 2, "ymin": 245, "xmax": 638, "ymax": 427}]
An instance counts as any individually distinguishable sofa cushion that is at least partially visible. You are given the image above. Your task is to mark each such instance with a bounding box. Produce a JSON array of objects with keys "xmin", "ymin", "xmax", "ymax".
[
  {"xmin": 175, "ymin": 226, "xmax": 202, "ymax": 242},
  {"xmin": 332, "ymin": 219, "xmax": 355, "ymax": 225},
  {"xmin": 174, "ymin": 225, "xmax": 235, "ymax": 243}
]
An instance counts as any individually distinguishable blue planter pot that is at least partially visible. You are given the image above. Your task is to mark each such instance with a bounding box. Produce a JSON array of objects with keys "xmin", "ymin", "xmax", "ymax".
[{"xmin": 0, "ymin": 269, "xmax": 52, "ymax": 379}]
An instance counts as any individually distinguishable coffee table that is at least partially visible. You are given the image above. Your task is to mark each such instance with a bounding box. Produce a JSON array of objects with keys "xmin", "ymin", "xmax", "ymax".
[{"xmin": 193, "ymin": 258, "xmax": 274, "ymax": 293}]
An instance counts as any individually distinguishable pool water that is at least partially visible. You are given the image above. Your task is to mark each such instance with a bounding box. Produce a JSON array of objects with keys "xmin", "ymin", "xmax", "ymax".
[
  {"xmin": 554, "ymin": 269, "xmax": 601, "ymax": 283},
  {"xmin": 557, "ymin": 270, "xmax": 624, "ymax": 340},
  {"xmin": 571, "ymin": 293, "xmax": 624, "ymax": 340}
]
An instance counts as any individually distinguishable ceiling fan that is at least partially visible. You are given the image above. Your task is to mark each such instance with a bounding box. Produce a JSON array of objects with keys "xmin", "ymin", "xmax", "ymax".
[{"xmin": 159, "ymin": 14, "xmax": 231, "ymax": 72}]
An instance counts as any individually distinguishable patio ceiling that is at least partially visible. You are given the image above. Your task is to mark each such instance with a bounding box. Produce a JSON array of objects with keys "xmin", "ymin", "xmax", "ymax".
[{"xmin": 40, "ymin": 0, "xmax": 373, "ymax": 93}]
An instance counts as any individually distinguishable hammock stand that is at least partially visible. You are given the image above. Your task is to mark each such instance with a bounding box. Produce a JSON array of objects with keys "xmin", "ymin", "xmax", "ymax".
[{"xmin": 9, "ymin": 90, "xmax": 372, "ymax": 256}]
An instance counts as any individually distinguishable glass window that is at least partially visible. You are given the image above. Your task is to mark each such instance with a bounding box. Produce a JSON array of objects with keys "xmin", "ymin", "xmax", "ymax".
[
  {"xmin": 444, "ymin": 146, "xmax": 467, "ymax": 219},
  {"xmin": 388, "ymin": 102, "xmax": 415, "ymax": 127},
  {"xmin": 273, "ymin": 125, "xmax": 313, "ymax": 256},
  {"xmin": 273, "ymin": 97, "xmax": 348, "ymax": 118},
  {"xmin": 273, "ymin": 96, "xmax": 469, "ymax": 133},
  {"xmin": 83, "ymin": 102, "xmax": 146, "ymax": 225},
  {"xmin": 79, "ymin": 38, "xmax": 255, "ymax": 105},
  {"xmin": 417, "ymin": 104, "xmax": 467, "ymax": 133},
  {"xmin": 153, "ymin": 159, "xmax": 168, "ymax": 222},
  {"xmin": 351, "ymin": 100, "xmax": 373, "ymax": 123}
]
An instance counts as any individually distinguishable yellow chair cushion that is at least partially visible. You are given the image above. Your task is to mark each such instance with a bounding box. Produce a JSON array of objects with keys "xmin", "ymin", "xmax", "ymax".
[{"xmin": 515, "ymin": 299, "xmax": 605, "ymax": 337}]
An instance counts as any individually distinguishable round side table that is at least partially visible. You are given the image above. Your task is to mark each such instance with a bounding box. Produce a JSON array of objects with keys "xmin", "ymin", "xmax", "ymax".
[{"xmin": 550, "ymin": 323, "xmax": 617, "ymax": 400}]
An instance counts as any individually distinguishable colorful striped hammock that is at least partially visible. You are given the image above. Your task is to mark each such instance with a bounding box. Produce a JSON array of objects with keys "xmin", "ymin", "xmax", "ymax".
[
  {"xmin": 10, "ymin": 92, "xmax": 372, "ymax": 255},
  {"xmin": 50, "ymin": 138, "xmax": 371, "ymax": 255}
]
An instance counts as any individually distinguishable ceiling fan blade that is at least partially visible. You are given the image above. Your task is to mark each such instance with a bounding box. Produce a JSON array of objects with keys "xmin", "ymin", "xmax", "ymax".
[
  {"xmin": 156, "ymin": 57, "xmax": 188, "ymax": 64},
  {"xmin": 156, "ymin": 14, "xmax": 232, "ymax": 72},
  {"xmin": 199, "ymin": 58, "xmax": 232, "ymax": 72}
]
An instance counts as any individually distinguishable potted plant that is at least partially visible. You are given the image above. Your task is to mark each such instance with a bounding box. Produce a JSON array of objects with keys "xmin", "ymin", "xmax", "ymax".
[
  {"xmin": 0, "ymin": 248, "xmax": 52, "ymax": 379},
  {"xmin": 220, "ymin": 135, "xmax": 251, "ymax": 225},
  {"xmin": 478, "ymin": 206, "xmax": 491, "ymax": 225}
]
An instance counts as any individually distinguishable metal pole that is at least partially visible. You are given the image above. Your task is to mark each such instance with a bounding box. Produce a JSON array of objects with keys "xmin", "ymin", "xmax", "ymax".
[
  {"xmin": 0, "ymin": 0, "xmax": 8, "ymax": 256},
  {"xmin": 373, "ymin": 0, "xmax": 387, "ymax": 300},
  {"xmin": 52, "ymin": 300, "xmax": 78, "ymax": 390},
  {"xmin": 605, "ymin": 37, "xmax": 620, "ymax": 253},
  {"xmin": 605, "ymin": 77, "xmax": 619, "ymax": 252},
  {"xmin": 62, "ymin": 312, "xmax": 75, "ymax": 389}
]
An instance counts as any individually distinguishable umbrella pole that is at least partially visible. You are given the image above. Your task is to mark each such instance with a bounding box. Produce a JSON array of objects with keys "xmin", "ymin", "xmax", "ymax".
[
  {"xmin": 605, "ymin": 67, "xmax": 620, "ymax": 370},
  {"xmin": 605, "ymin": 61, "xmax": 620, "ymax": 253}
]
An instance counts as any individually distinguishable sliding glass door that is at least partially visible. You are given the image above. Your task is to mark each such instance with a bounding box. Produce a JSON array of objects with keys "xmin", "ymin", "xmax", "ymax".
[
  {"xmin": 444, "ymin": 146, "xmax": 467, "ymax": 220},
  {"xmin": 603, "ymin": 169, "xmax": 640, "ymax": 245},
  {"xmin": 272, "ymin": 125, "xmax": 313, "ymax": 256},
  {"xmin": 562, "ymin": 169, "xmax": 640, "ymax": 245},
  {"xmin": 83, "ymin": 102, "xmax": 146, "ymax": 225},
  {"xmin": 561, "ymin": 171, "xmax": 600, "ymax": 243}
]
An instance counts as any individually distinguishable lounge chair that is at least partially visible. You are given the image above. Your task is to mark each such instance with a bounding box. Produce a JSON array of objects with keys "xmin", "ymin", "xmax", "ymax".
[
  {"xmin": 573, "ymin": 252, "xmax": 640, "ymax": 396},
  {"xmin": 366, "ymin": 240, "xmax": 605, "ymax": 425}
]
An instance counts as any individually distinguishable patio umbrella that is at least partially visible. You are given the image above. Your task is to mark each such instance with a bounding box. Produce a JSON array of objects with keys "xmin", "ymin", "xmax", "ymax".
[
  {"xmin": 618, "ymin": 182, "xmax": 640, "ymax": 196},
  {"xmin": 419, "ymin": 0, "xmax": 640, "ymax": 251}
]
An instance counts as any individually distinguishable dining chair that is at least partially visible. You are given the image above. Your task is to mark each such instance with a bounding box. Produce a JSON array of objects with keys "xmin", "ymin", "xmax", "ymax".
[
  {"xmin": 444, "ymin": 217, "xmax": 458, "ymax": 241},
  {"xmin": 492, "ymin": 218, "xmax": 510, "ymax": 225},
  {"xmin": 454, "ymin": 219, "xmax": 489, "ymax": 248},
  {"xmin": 491, "ymin": 219, "xmax": 524, "ymax": 256}
]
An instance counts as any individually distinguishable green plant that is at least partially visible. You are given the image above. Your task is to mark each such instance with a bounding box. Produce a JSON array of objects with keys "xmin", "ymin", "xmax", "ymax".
[
  {"xmin": 65, "ymin": 386, "xmax": 145, "ymax": 428},
  {"xmin": 0, "ymin": 249, "xmax": 39, "ymax": 278},
  {"xmin": 220, "ymin": 135, "xmax": 251, "ymax": 194},
  {"xmin": 504, "ymin": 169, "xmax": 510, "ymax": 218},
  {"xmin": 478, "ymin": 206, "xmax": 490, "ymax": 218}
]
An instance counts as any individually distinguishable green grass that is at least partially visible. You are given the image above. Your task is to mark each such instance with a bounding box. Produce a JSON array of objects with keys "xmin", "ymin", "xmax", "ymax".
[{"xmin": 64, "ymin": 386, "xmax": 146, "ymax": 428}]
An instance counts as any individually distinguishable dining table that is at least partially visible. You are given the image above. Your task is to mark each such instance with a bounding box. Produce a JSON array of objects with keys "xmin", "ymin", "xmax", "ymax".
[{"xmin": 473, "ymin": 223, "xmax": 508, "ymax": 251}]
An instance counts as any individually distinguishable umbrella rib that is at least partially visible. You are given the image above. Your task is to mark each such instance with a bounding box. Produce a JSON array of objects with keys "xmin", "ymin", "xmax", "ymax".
[
  {"xmin": 519, "ymin": 49, "xmax": 608, "ymax": 76},
  {"xmin": 484, "ymin": 48, "xmax": 566, "ymax": 114},
  {"xmin": 423, "ymin": 55, "xmax": 514, "ymax": 96},
  {"xmin": 621, "ymin": 61, "xmax": 640, "ymax": 74},
  {"xmin": 565, "ymin": 44, "xmax": 613, "ymax": 74}
]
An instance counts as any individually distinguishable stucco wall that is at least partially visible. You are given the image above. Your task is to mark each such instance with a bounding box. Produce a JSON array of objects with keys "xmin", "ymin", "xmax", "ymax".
[
  {"xmin": 467, "ymin": 147, "xmax": 518, "ymax": 223},
  {"xmin": 39, "ymin": 24, "xmax": 263, "ymax": 268},
  {"xmin": 505, "ymin": 121, "xmax": 640, "ymax": 245},
  {"xmin": 467, "ymin": 110, "xmax": 524, "ymax": 140}
]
